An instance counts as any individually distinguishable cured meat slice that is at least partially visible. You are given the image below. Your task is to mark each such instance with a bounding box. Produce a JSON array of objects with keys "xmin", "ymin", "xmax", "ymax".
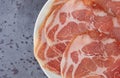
[
  {"xmin": 83, "ymin": 0, "xmax": 120, "ymax": 17},
  {"xmin": 93, "ymin": 15, "xmax": 113, "ymax": 33},
  {"xmin": 61, "ymin": 31, "xmax": 120, "ymax": 78},
  {"xmin": 86, "ymin": 0, "xmax": 120, "ymax": 24},
  {"xmin": 110, "ymin": 18, "xmax": 120, "ymax": 41},
  {"xmin": 44, "ymin": 0, "xmax": 94, "ymax": 46},
  {"xmin": 93, "ymin": 0, "xmax": 120, "ymax": 16},
  {"xmin": 86, "ymin": 0, "xmax": 120, "ymax": 40}
]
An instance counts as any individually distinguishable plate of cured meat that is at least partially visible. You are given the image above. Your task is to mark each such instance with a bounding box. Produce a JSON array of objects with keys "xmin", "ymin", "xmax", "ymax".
[{"xmin": 34, "ymin": 0, "xmax": 120, "ymax": 78}]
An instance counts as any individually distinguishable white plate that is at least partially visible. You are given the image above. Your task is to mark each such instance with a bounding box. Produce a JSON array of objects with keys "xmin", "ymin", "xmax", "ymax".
[{"xmin": 34, "ymin": 0, "xmax": 61, "ymax": 78}]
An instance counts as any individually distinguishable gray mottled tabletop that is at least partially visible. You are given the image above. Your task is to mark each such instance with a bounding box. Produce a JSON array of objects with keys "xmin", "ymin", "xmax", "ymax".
[{"xmin": 0, "ymin": 0, "xmax": 47, "ymax": 78}]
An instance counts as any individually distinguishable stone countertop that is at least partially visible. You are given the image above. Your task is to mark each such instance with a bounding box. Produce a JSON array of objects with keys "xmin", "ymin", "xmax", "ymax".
[{"xmin": 0, "ymin": 0, "xmax": 47, "ymax": 78}]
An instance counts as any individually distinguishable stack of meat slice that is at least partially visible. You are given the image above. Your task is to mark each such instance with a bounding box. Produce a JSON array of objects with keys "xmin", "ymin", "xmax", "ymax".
[{"xmin": 34, "ymin": 0, "xmax": 120, "ymax": 78}]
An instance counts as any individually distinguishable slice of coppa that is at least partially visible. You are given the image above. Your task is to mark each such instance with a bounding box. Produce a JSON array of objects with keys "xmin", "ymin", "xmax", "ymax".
[
  {"xmin": 44, "ymin": 0, "xmax": 95, "ymax": 46},
  {"xmin": 61, "ymin": 30, "xmax": 120, "ymax": 78},
  {"xmin": 83, "ymin": 0, "xmax": 120, "ymax": 40}
]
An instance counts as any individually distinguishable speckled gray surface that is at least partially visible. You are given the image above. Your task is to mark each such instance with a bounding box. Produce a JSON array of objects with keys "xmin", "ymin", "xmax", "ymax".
[{"xmin": 0, "ymin": 0, "xmax": 47, "ymax": 78}]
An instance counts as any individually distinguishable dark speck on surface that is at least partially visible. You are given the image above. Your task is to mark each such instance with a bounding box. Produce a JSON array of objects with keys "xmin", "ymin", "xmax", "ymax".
[
  {"xmin": 14, "ymin": 61, "xmax": 17, "ymax": 64},
  {"xmin": 0, "ymin": 39, "xmax": 4, "ymax": 44},
  {"xmin": 16, "ymin": 1, "xmax": 22, "ymax": 9},
  {"xmin": 32, "ymin": 62, "xmax": 35, "ymax": 65},
  {"xmin": 2, "ymin": 56, "xmax": 4, "ymax": 58},
  {"xmin": 15, "ymin": 43, "xmax": 19, "ymax": 48},
  {"xmin": 10, "ymin": 63, "xmax": 13, "ymax": 65},
  {"xmin": 0, "ymin": 69, "xmax": 4, "ymax": 72},
  {"xmin": 12, "ymin": 29, "xmax": 15, "ymax": 32},
  {"xmin": 26, "ymin": 59, "xmax": 32, "ymax": 63},
  {"xmin": 4, "ymin": 21, "xmax": 7, "ymax": 23},
  {"xmin": 13, "ymin": 22, "xmax": 16, "ymax": 24},
  {"xmin": 9, "ymin": 46, "xmax": 13, "ymax": 48},
  {"xmin": 37, "ymin": 67, "xmax": 41, "ymax": 70},
  {"xmin": 14, "ymin": 13, "xmax": 17, "ymax": 18},
  {"xmin": 1, "ymin": 51, "xmax": 4, "ymax": 53},
  {"xmin": 23, "ymin": 61, "xmax": 26, "ymax": 64},
  {"xmin": 25, "ymin": 41, "xmax": 28, "ymax": 44},
  {"xmin": 10, "ymin": 39, "xmax": 13, "ymax": 42},
  {"xmin": 26, "ymin": 37, "xmax": 29, "ymax": 39},
  {"xmin": 31, "ymin": 71, "xmax": 34, "ymax": 76},
  {"xmin": 7, "ymin": 68, "xmax": 11, "ymax": 71},
  {"xmin": 22, "ymin": 34, "xmax": 25, "ymax": 37},
  {"xmin": 11, "ymin": 68, "xmax": 19, "ymax": 75},
  {"xmin": 27, "ymin": 50, "xmax": 31, "ymax": 53},
  {"xmin": 21, "ymin": 41, "xmax": 24, "ymax": 44},
  {"xmin": 20, "ymin": 58, "xmax": 24, "ymax": 61},
  {"xmin": 0, "ymin": 28, "xmax": 2, "ymax": 32}
]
